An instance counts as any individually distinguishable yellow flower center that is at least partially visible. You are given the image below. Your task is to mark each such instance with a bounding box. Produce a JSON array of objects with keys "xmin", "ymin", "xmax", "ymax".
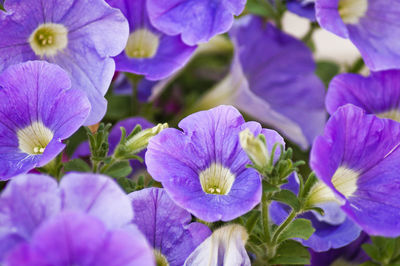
[
  {"xmin": 308, "ymin": 167, "xmax": 359, "ymax": 205},
  {"xmin": 377, "ymin": 109, "xmax": 400, "ymax": 122},
  {"xmin": 154, "ymin": 250, "xmax": 169, "ymax": 266},
  {"xmin": 125, "ymin": 29, "xmax": 160, "ymax": 59},
  {"xmin": 17, "ymin": 121, "xmax": 54, "ymax": 155},
  {"xmin": 199, "ymin": 163, "xmax": 235, "ymax": 195},
  {"xmin": 29, "ymin": 23, "xmax": 68, "ymax": 57},
  {"xmin": 339, "ymin": 0, "xmax": 368, "ymax": 24}
]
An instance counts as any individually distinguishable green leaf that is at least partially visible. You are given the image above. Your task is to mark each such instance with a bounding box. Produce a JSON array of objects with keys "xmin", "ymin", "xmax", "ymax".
[
  {"xmin": 269, "ymin": 240, "xmax": 310, "ymax": 265},
  {"xmin": 105, "ymin": 95, "xmax": 131, "ymax": 120},
  {"xmin": 262, "ymin": 180, "xmax": 280, "ymax": 194},
  {"xmin": 101, "ymin": 160, "xmax": 132, "ymax": 178},
  {"xmin": 277, "ymin": 218, "xmax": 315, "ymax": 243},
  {"xmin": 272, "ymin": 189, "xmax": 300, "ymax": 212},
  {"xmin": 316, "ymin": 60, "xmax": 340, "ymax": 88},
  {"xmin": 362, "ymin": 243, "xmax": 381, "ymax": 262},
  {"xmin": 245, "ymin": 210, "xmax": 260, "ymax": 234},
  {"xmin": 115, "ymin": 176, "xmax": 136, "ymax": 193},
  {"xmin": 245, "ymin": 0, "xmax": 276, "ymax": 18},
  {"xmin": 63, "ymin": 159, "xmax": 91, "ymax": 173}
]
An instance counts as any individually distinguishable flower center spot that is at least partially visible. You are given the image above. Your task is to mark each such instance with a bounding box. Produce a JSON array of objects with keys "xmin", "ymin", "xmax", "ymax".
[
  {"xmin": 29, "ymin": 23, "xmax": 68, "ymax": 57},
  {"xmin": 125, "ymin": 29, "xmax": 160, "ymax": 59},
  {"xmin": 339, "ymin": 0, "xmax": 368, "ymax": 24},
  {"xmin": 199, "ymin": 163, "xmax": 235, "ymax": 195},
  {"xmin": 17, "ymin": 121, "xmax": 54, "ymax": 155}
]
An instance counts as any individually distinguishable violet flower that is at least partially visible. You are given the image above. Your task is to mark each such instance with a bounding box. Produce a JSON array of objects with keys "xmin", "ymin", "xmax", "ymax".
[
  {"xmin": 310, "ymin": 104, "xmax": 400, "ymax": 237},
  {"xmin": 0, "ymin": 61, "xmax": 90, "ymax": 180},
  {"xmin": 0, "ymin": 0, "xmax": 129, "ymax": 125},
  {"xmin": 315, "ymin": 0, "xmax": 400, "ymax": 71},
  {"xmin": 129, "ymin": 187, "xmax": 211, "ymax": 266},
  {"xmin": 146, "ymin": 105, "xmax": 284, "ymax": 222},
  {"xmin": 326, "ymin": 70, "xmax": 400, "ymax": 122},
  {"xmin": 198, "ymin": 16, "xmax": 326, "ymax": 149},
  {"xmin": 5, "ymin": 211, "xmax": 154, "ymax": 266},
  {"xmin": 147, "ymin": 0, "xmax": 246, "ymax": 45},
  {"xmin": 287, "ymin": 0, "xmax": 317, "ymax": 21},
  {"xmin": 106, "ymin": 0, "xmax": 196, "ymax": 80},
  {"xmin": 0, "ymin": 173, "xmax": 138, "ymax": 261}
]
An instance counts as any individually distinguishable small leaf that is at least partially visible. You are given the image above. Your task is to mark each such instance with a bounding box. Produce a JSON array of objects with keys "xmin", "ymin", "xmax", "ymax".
[
  {"xmin": 272, "ymin": 189, "xmax": 300, "ymax": 211},
  {"xmin": 362, "ymin": 243, "xmax": 381, "ymax": 262},
  {"xmin": 115, "ymin": 177, "xmax": 136, "ymax": 193},
  {"xmin": 277, "ymin": 218, "xmax": 315, "ymax": 243},
  {"xmin": 102, "ymin": 161, "xmax": 132, "ymax": 178},
  {"xmin": 262, "ymin": 180, "xmax": 280, "ymax": 194},
  {"xmin": 316, "ymin": 60, "xmax": 340, "ymax": 88},
  {"xmin": 245, "ymin": 210, "xmax": 260, "ymax": 234},
  {"xmin": 269, "ymin": 240, "xmax": 310, "ymax": 265},
  {"xmin": 63, "ymin": 159, "xmax": 91, "ymax": 173}
]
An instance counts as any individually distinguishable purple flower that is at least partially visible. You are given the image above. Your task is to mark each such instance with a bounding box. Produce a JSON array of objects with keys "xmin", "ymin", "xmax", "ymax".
[
  {"xmin": 199, "ymin": 16, "xmax": 325, "ymax": 149},
  {"xmin": 73, "ymin": 117, "xmax": 154, "ymax": 173},
  {"xmin": 129, "ymin": 188, "xmax": 211, "ymax": 266},
  {"xmin": 106, "ymin": 0, "xmax": 196, "ymax": 80},
  {"xmin": 5, "ymin": 211, "xmax": 154, "ymax": 266},
  {"xmin": 310, "ymin": 104, "xmax": 400, "ymax": 237},
  {"xmin": 270, "ymin": 174, "xmax": 361, "ymax": 252},
  {"xmin": 310, "ymin": 232, "xmax": 370, "ymax": 266},
  {"xmin": 315, "ymin": 0, "xmax": 400, "ymax": 71},
  {"xmin": 0, "ymin": 172, "xmax": 136, "ymax": 260},
  {"xmin": 0, "ymin": 0, "xmax": 129, "ymax": 125},
  {"xmin": 146, "ymin": 105, "xmax": 284, "ymax": 222},
  {"xmin": 0, "ymin": 61, "xmax": 90, "ymax": 180},
  {"xmin": 326, "ymin": 70, "xmax": 400, "ymax": 122},
  {"xmin": 287, "ymin": 0, "xmax": 316, "ymax": 21},
  {"xmin": 147, "ymin": 0, "xmax": 246, "ymax": 45}
]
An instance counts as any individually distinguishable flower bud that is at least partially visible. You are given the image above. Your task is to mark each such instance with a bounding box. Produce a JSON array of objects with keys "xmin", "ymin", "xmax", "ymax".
[
  {"xmin": 239, "ymin": 128, "xmax": 269, "ymax": 168},
  {"xmin": 126, "ymin": 123, "xmax": 168, "ymax": 154}
]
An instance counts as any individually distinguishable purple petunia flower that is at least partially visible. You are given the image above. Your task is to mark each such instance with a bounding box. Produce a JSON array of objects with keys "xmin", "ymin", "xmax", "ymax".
[
  {"xmin": 326, "ymin": 70, "xmax": 400, "ymax": 122},
  {"xmin": 0, "ymin": 61, "xmax": 90, "ymax": 180},
  {"xmin": 287, "ymin": 0, "xmax": 316, "ymax": 21},
  {"xmin": 315, "ymin": 0, "xmax": 400, "ymax": 71},
  {"xmin": 147, "ymin": 0, "xmax": 246, "ymax": 45},
  {"xmin": 5, "ymin": 211, "xmax": 154, "ymax": 266},
  {"xmin": 73, "ymin": 117, "xmax": 154, "ymax": 174},
  {"xmin": 310, "ymin": 104, "xmax": 400, "ymax": 237},
  {"xmin": 0, "ymin": 172, "xmax": 143, "ymax": 261},
  {"xmin": 199, "ymin": 16, "xmax": 326, "ymax": 149},
  {"xmin": 270, "ymin": 174, "xmax": 361, "ymax": 252},
  {"xmin": 106, "ymin": 0, "xmax": 196, "ymax": 80},
  {"xmin": 0, "ymin": 0, "xmax": 129, "ymax": 125},
  {"xmin": 146, "ymin": 105, "xmax": 284, "ymax": 222},
  {"xmin": 129, "ymin": 188, "xmax": 211, "ymax": 266},
  {"xmin": 310, "ymin": 232, "xmax": 370, "ymax": 266}
]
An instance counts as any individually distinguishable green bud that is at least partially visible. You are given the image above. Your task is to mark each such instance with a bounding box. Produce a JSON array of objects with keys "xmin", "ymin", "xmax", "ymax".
[
  {"xmin": 239, "ymin": 129, "xmax": 269, "ymax": 168},
  {"xmin": 125, "ymin": 123, "xmax": 168, "ymax": 154}
]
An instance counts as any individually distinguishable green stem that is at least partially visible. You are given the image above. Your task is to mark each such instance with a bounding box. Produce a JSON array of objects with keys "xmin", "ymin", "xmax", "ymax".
[
  {"xmin": 99, "ymin": 157, "xmax": 118, "ymax": 173},
  {"xmin": 92, "ymin": 160, "xmax": 100, "ymax": 173},
  {"xmin": 271, "ymin": 210, "xmax": 297, "ymax": 244}
]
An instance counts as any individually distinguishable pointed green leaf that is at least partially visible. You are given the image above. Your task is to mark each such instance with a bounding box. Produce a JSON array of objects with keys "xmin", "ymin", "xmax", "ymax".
[
  {"xmin": 63, "ymin": 159, "xmax": 91, "ymax": 173},
  {"xmin": 277, "ymin": 218, "xmax": 315, "ymax": 243},
  {"xmin": 272, "ymin": 189, "xmax": 300, "ymax": 211},
  {"xmin": 269, "ymin": 240, "xmax": 310, "ymax": 265}
]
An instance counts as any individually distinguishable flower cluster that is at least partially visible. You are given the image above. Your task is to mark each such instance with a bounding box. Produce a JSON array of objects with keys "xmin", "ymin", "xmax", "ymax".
[{"xmin": 1, "ymin": 0, "xmax": 400, "ymax": 265}]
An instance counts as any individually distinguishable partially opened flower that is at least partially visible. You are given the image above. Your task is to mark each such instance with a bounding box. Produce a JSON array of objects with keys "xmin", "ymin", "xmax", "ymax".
[
  {"xmin": 197, "ymin": 16, "xmax": 326, "ymax": 149},
  {"xmin": 184, "ymin": 224, "xmax": 251, "ymax": 266},
  {"xmin": 147, "ymin": 0, "xmax": 246, "ymax": 45},
  {"xmin": 146, "ymin": 105, "xmax": 284, "ymax": 222},
  {"xmin": 0, "ymin": 61, "xmax": 90, "ymax": 180},
  {"xmin": 315, "ymin": 0, "xmax": 400, "ymax": 70},
  {"xmin": 270, "ymin": 174, "xmax": 361, "ymax": 252},
  {"xmin": 0, "ymin": 173, "xmax": 134, "ymax": 260},
  {"xmin": 326, "ymin": 70, "xmax": 400, "ymax": 122},
  {"xmin": 287, "ymin": 0, "xmax": 317, "ymax": 21},
  {"xmin": 310, "ymin": 104, "xmax": 400, "ymax": 237},
  {"xmin": 5, "ymin": 211, "xmax": 154, "ymax": 266},
  {"xmin": 106, "ymin": 0, "xmax": 196, "ymax": 80},
  {"xmin": 129, "ymin": 188, "xmax": 211, "ymax": 266},
  {"xmin": 0, "ymin": 0, "xmax": 129, "ymax": 124}
]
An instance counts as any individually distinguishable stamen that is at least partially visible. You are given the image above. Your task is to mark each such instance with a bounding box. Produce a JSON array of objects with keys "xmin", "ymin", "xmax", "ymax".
[
  {"xmin": 125, "ymin": 29, "xmax": 160, "ymax": 59},
  {"xmin": 17, "ymin": 121, "xmax": 54, "ymax": 155},
  {"xmin": 199, "ymin": 163, "xmax": 235, "ymax": 195},
  {"xmin": 29, "ymin": 23, "xmax": 68, "ymax": 57},
  {"xmin": 377, "ymin": 109, "xmax": 400, "ymax": 122}
]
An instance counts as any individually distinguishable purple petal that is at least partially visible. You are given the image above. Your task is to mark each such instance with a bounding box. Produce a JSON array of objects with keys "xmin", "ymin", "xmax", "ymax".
[
  {"xmin": 129, "ymin": 188, "xmax": 211, "ymax": 266},
  {"xmin": 5, "ymin": 211, "xmax": 154, "ymax": 266},
  {"xmin": 0, "ymin": 174, "xmax": 60, "ymax": 259},
  {"xmin": 60, "ymin": 172, "xmax": 133, "ymax": 228},
  {"xmin": 147, "ymin": 0, "xmax": 246, "ymax": 45}
]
